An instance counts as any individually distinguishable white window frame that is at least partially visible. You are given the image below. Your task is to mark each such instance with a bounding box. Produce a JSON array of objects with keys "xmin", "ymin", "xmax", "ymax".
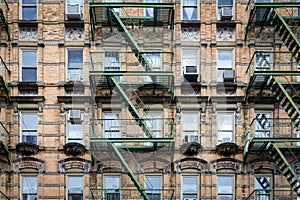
[
  {"xmin": 217, "ymin": 112, "xmax": 235, "ymax": 145},
  {"xmin": 217, "ymin": 0, "xmax": 234, "ymax": 21},
  {"xmin": 67, "ymin": 110, "xmax": 84, "ymax": 144},
  {"xmin": 20, "ymin": 49, "xmax": 37, "ymax": 82},
  {"xmin": 182, "ymin": 49, "xmax": 199, "ymax": 82},
  {"xmin": 21, "ymin": 175, "xmax": 38, "ymax": 200},
  {"xmin": 21, "ymin": 112, "xmax": 38, "ymax": 145},
  {"xmin": 104, "ymin": 175, "xmax": 121, "ymax": 200},
  {"xmin": 145, "ymin": 175, "xmax": 162, "ymax": 199},
  {"xmin": 182, "ymin": 0, "xmax": 199, "ymax": 21},
  {"xmin": 217, "ymin": 48, "xmax": 235, "ymax": 82},
  {"xmin": 67, "ymin": 49, "xmax": 83, "ymax": 81},
  {"xmin": 20, "ymin": 0, "xmax": 37, "ymax": 20},
  {"xmin": 182, "ymin": 112, "xmax": 199, "ymax": 143},
  {"xmin": 182, "ymin": 175, "xmax": 199, "ymax": 199},
  {"xmin": 67, "ymin": 175, "xmax": 83, "ymax": 200},
  {"xmin": 217, "ymin": 175, "xmax": 234, "ymax": 200}
]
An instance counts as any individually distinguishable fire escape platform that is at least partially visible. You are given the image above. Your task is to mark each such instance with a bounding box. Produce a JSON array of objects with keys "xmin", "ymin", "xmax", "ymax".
[{"xmin": 0, "ymin": 0, "xmax": 10, "ymax": 40}]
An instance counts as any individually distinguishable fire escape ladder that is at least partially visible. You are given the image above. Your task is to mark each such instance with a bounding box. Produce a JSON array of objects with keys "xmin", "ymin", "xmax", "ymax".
[
  {"xmin": 110, "ymin": 143, "xmax": 150, "ymax": 200},
  {"xmin": 109, "ymin": 8, "xmax": 154, "ymax": 72},
  {"xmin": 267, "ymin": 76, "xmax": 300, "ymax": 128},
  {"xmin": 265, "ymin": 142, "xmax": 300, "ymax": 197},
  {"xmin": 268, "ymin": 8, "xmax": 300, "ymax": 62},
  {"xmin": 110, "ymin": 77, "xmax": 155, "ymax": 138}
]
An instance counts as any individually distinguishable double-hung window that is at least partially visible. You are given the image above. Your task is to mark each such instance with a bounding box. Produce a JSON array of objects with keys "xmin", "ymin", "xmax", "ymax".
[
  {"xmin": 255, "ymin": 51, "xmax": 271, "ymax": 71},
  {"xmin": 22, "ymin": 0, "xmax": 37, "ymax": 20},
  {"xmin": 21, "ymin": 50, "xmax": 37, "ymax": 82},
  {"xmin": 21, "ymin": 113, "xmax": 38, "ymax": 144},
  {"xmin": 104, "ymin": 52, "xmax": 120, "ymax": 81},
  {"xmin": 217, "ymin": 176, "xmax": 234, "ymax": 200},
  {"xmin": 67, "ymin": 110, "xmax": 84, "ymax": 144},
  {"xmin": 182, "ymin": 176, "xmax": 198, "ymax": 199},
  {"xmin": 104, "ymin": 176, "xmax": 120, "ymax": 200},
  {"xmin": 217, "ymin": 112, "xmax": 234, "ymax": 145},
  {"xmin": 104, "ymin": 113, "xmax": 121, "ymax": 139},
  {"xmin": 217, "ymin": 49, "xmax": 234, "ymax": 82},
  {"xmin": 22, "ymin": 176, "xmax": 38, "ymax": 200},
  {"xmin": 254, "ymin": 112, "xmax": 271, "ymax": 138},
  {"xmin": 182, "ymin": 112, "xmax": 199, "ymax": 143},
  {"xmin": 217, "ymin": 0, "xmax": 233, "ymax": 21},
  {"xmin": 182, "ymin": 0, "xmax": 198, "ymax": 21},
  {"xmin": 145, "ymin": 175, "xmax": 161, "ymax": 200},
  {"xmin": 67, "ymin": 176, "xmax": 83, "ymax": 200},
  {"xmin": 254, "ymin": 176, "xmax": 271, "ymax": 200},
  {"xmin": 67, "ymin": 50, "xmax": 83, "ymax": 81},
  {"xmin": 255, "ymin": 0, "xmax": 270, "ymax": 21},
  {"xmin": 182, "ymin": 50, "xmax": 199, "ymax": 82}
]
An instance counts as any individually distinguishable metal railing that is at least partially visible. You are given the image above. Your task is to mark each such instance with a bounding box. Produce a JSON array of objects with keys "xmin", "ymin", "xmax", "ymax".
[
  {"xmin": 246, "ymin": 189, "xmax": 297, "ymax": 200},
  {"xmin": 90, "ymin": 189, "xmax": 175, "ymax": 200}
]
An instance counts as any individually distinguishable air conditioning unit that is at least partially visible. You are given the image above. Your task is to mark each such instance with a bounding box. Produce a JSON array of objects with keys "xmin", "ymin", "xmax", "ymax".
[
  {"xmin": 221, "ymin": 6, "xmax": 233, "ymax": 20},
  {"xmin": 66, "ymin": 3, "xmax": 82, "ymax": 20},
  {"xmin": 68, "ymin": 110, "xmax": 82, "ymax": 121},
  {"xmin": 68, "ymin": 73, "xmax": 81, "ymax": 81},
  {"xmin": 223, "ymin": 70, "xmax": 235, "ymax": 82},
  {"xmin": 184, "ymin": 66, "xmax": 199, "ymax": 75}
]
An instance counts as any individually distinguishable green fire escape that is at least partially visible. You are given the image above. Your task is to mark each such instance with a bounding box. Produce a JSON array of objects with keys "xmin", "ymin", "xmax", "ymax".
[
  {"xmin": 89, "ymin": 1, "xmax": 175, "ymax": 199},
  {"xmin": 244, "ymin": 1, "xmax": 300, "ymax": 199}
]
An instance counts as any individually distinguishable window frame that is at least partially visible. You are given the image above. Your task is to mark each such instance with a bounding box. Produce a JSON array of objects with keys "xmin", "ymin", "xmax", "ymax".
[
  {"xmin": 217, "ymin": 48, "xmax": 235, "ymax": 82},
  {"xmin": 104, "ymin": 175, "xmax": 121, "ymax": 200},
  {"xmin": 182, "ymin": 175, "xmax": 199, "ymax": 199},
  {"xmin": 182, "ymin": 49, "xmax": 199, "ymax": 83},
  {"xmin": 217, "ymin": 175, "xmax": 234, "ymax": 200},
  {"xmin": 67, "ymin": 49, "xmax": 83, "ymax": 81},
  {"xmin": 20, "ymin": 49, "xmax": 38, "ymax": 82},
  {"xmin": 145, "ymin": 175, "xmax": 162, "ymax": 199},
  {"xmin": 217, "ymin": 0, "xmax": 234, "ymax": 21},
  {"xmin": 21, "ymin": 175, "xmax": 38, "ymax": 200},
  {"xmin": 182, "ymin": 0, "xmax": 199, "ymax": 21},
  {"xmin": 67, "ymin": 175, "xmax": 84, "ymax": 200},
  {"xmin": 21, "ymin": 0, "xmax": 37, "ymax": 20},
  {"xmin": 103, "ymin": 112, "xmax": 121, "ymax": 139},
  {"xmin": 254, "ymin": 111, "xmax": 273, "ymax": 138},
  {"xmin": 254, "ymin": 49, "xmax": 273, "ymax": 71},
  {"xmin": 66, "ymin": 110, "xmax": 84, "ymax": 144},
  {"xmin": 217, "ymin": 112, "xmax": 235, "ymax": 145},
  {"xmin": 254, "ymin": 175, "xmax": 272, "ymax": 200},
  {"xmin": 21, "ymin": 112, "xmax": 38, "ymax": 145},
  {"xmin": 182, "ymin": 112, "xmax": 200, "ymax": 143}
]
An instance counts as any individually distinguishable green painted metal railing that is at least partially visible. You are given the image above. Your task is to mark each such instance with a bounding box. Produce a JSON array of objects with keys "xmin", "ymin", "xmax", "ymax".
[{"xmin": 90, "ymin": 188, "xmax": 175, "ymax": 200}]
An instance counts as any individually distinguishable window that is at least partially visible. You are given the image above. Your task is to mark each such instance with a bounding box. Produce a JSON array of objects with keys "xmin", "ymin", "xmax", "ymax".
[
  {"xmin": 217, "ymin": 49, "xmax": 234, "ymax": 82},
  {"xmin": 67, "ymin": 50, "xmax": 83, "ymax": 81},
  {"xmin": 104, "ymin": 113, "xmax": 121, "ymax": 139},
  {"xmin": 255, "ymin": 51, "xmax": 271, "ymax": 71},
  {"xmin": 104, "ymin": 52, "xmax": 120, "ymax": 81},
  {"xmin": 67, "ymin": 176, "xmax": 83, "ymax": 200},
  {"xmin": 217, "ymin": 176, "xmax": 234, "ymax": 200},
  {"xmin": 21, "ymin": 0, "xmax": 37, "ymax": 20},
  {"xmin": 182, "ymin": 50, "xmax": 199, "ymax": 82},
  {"xmin": 21, "ymin": 113, "xmax": 38, "ymax": 144},
  {"xmin": 104, "ymin": 176, "xmax": 120, "ymax": 200},
  {"xmin": 255, "ymin": 0, "xmax": 270, "ymax": 21},
  {"xmin": 182, "ymin": 112, "xmax": 199, "ymax": 143},
  {"xmin": 22, "ymin": 176, "xmax": 38, "ymax": 200},
  {"xmin": 21, "ymin": 50, "xmax": 37, "ymax": 82},
  {"xmin": 145, "ymin": 175, "xmax": 161, "ymax": 200},
  {"xmin": 145, "ymin": 53, "xmax": 162, "ymax": 82},
  {"xmin": 217, "ymin": 0, "xmax": 233, "ymax": 20},
  {"xmin": 254, "ymin": 176, "xmax": 271, "ymax": 200},
  {"xmin": 66, "ymin": 0, "xmax": 83, "ymax": 20},
  {"xmin": 182, "ymin": 176, "xmax": 198, "ymax": 199},
  {"xmin": 217, "ymin": 112, "xmax": 234, "ymax": 145},
  {"xmin": 182, "ymin": 0, "xmax": 198, "ymax": 21},
  {"xmin": 67, "ymin": 110, "xmax": 84, "ymax": 144},
  {"xmin": 297, "ymin": 64, "xmax": 300, "ymax": 82},
  {"xmin": 254, "ymin": 112, "xmax": 271, "ymax": 138},
  {"xmin": 146, "ymin": 0, "xmax": 160, "ymax": 18},
  {"xmin": 145, "ymin": 112, "xmax": 162, "ymax": 146}
]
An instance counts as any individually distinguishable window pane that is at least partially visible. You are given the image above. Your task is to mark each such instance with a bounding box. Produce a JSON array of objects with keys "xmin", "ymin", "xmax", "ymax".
[
  {"xmin": 22, "ymin": 51, "xmax": 37, "ymax": 67},
  {"xmin": 146, "ymin": 176, "xmax": 161, "ymax": 190},
  {"xmin": 105, "ymin": 176, "xmax": 120, "ymax": 189},
  {"xmin": 183, "ymin": 0, "xmax": 197, "ymax": 5},
  {"xmin": 22, "ymin": 68, "xmax": 37, "ymax": 82},
  {"xmin": 68, "ymin": 51, "xmax": 83, "ymax": 68},
  {"xmin": 182, "ymin": 176, "xmax": 197, "ymax": 192},
  {"xmin": 217, "ymin": 114, "xmax": 233, "ymax": 130},
  {"xmin": 68, "ymin": 122, "xmax": 83, "ymax": 138},
  {"xmin": 218, "ymin": 51, "xmax": 233, "ymax": 69},
  {"xmin": 68, "ymin": 0, "xmax": 82, "ymax": 4},
  {"xmin": 22, "ymin": 7, "xmax": 37, "ymax": 20},
  {"xmin": 218, "ymin": 177, "xmax": 233, "ymax": 193},
  {"xmin": 22, "ymin": 114, "xmax": 37, "ymax": 130},
  {"xmin": 182, "ymin": 113, "xmax": 198, "ymax": 130},
  {"xmin": 218, "ymin": 0, "xmax": 233, "ymax": 5},
  {"xmin": 183, "ymin": 7, "xmax": 197, "ymax": 20},
  {"xmin": 182, "ymin": 50, "xmax": 197, "ymax": 67},
  {"xmin": 68, "ymin": 176, "xmax": 83, "ymax": 193},
  {"xmin": 22, "ymin": 176, "xmax": 37, "ymax": 193},
  {"xmin": 23, "ymin": 0, "xmax": 36, "ymax": 4}
]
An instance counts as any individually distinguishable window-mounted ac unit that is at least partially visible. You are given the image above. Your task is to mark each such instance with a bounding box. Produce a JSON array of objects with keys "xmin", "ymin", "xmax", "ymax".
[
  {"xmin": 66, "ymin": 3, "xmax": 82, "ymax": 20},
  {"xmin": 184, "ymin": 66, "xmax": 199, "ymax": 75},
  {"xmin": 68, "ymin": 73, "xmax": 81, "ymax": 81},
  {"xmin": 221, "ymin": 6, "xmax": 233, "ymax": 20},
  {"xmin": 223, "ymin": 70, "xmax": 235, "ymax": 82},
  {"xmin": 68, "ymin": 110, "xmax": 82, "ymax": 121}
]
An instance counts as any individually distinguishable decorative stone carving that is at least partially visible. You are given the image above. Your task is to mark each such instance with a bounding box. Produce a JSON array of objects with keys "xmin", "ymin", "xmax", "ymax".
[
  {"xmin": 19, "ymin": 27, "xmax": 38, "ymax": 41},
  {"xmin": 180, "ymin": 142, "xmax": 202, "ymax": 156},
  {"xmin": 144, "ymin": 27, "xmax": 163, "ymax": 42},
  {"xmin": 255, "ymin": 27, "xmax": 273, "ymax": 42},
  {"xmin": 102, "ymin": 28, "xmax": 122, "ymax": 42},
  {"xmin": 236, "ymin": 104, "xmax": 242, "ymax": 124},
  {"xmin": 65, "ymin": 27, "xmax": 84, "ymax": 41},
  {"xmin": 210, "ymin": 158, "xmax": 242, "ymax": 173},
  {"xmin": 173, "ymin": 157, "xmax": 207, "ymax": 173},
  {"xmin": 216, "ymin": 26, "xmax": 235, "ymax": 41},
  {"xmin": 181, "ymin": 26, "xmax": 200, "ymax": 41},
  {"xmin": 63, "ymin": 142, "xmax": 87, "ymax": 156},
  {"xmin": 215, "ymin": 142, "xmax": 239, "ymax": 156},
  {"xmin": 13, "ymin": 157, "xmax": 45, "ymax": 173},
  {"xmin": 19, "ymin": 90, "xmax": 38, "ymax": 96},
  {"xmin": 58, "ymin": 157, "xmax": 91, "ymax": 173},
  {"xmin": 16, "ymin": 142, "xmax": 39, "ymax": 156}
]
